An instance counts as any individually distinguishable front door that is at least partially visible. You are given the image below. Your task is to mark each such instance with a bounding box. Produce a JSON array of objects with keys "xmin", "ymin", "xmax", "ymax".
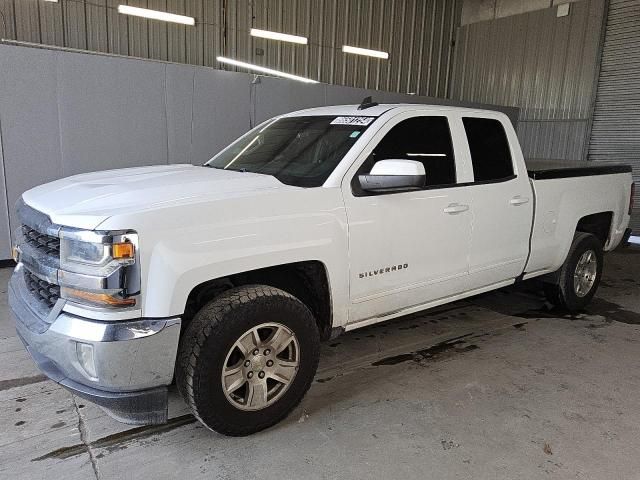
[{"xmin": 342, "ymin": 113, "xmax": 473, "ymax": 324}]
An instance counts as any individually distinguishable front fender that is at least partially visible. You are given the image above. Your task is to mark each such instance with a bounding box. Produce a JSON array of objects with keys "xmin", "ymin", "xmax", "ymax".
[{"xmin": 117, "ymin": 188, "xmax": 351, "ymax": 328}]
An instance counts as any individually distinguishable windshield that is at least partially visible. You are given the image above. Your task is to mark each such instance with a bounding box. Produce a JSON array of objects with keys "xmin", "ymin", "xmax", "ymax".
[{"xmin": 205, "ymin": 115, "xmax": 375, "ymax": 187}]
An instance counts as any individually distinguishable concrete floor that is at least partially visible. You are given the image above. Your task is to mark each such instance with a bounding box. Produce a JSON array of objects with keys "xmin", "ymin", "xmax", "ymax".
[{"xmin": 1, "ymin": 247, "xmax": 639, "ymax": 480}]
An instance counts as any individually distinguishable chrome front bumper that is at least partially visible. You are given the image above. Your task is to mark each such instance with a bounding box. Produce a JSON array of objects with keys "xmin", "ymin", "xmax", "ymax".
[{"xmin": 9, "ymin": 269, "xmax": 181, "ymax": 425}]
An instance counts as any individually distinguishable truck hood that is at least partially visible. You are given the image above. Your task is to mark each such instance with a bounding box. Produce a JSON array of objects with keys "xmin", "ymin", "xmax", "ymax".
[{"xmin": 22, "ymin": 164, "xmax": 288, "ymax": 229}]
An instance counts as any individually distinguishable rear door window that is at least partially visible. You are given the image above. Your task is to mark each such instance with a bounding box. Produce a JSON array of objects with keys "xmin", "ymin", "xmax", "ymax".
[{"xmin": 462, "ymin": 117, "xmax": 514, "ymax": 182}]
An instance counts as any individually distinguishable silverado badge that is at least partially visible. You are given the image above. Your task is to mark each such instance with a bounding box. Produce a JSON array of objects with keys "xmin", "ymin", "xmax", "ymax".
[{"xmin": 359, "ymin": 264, "xmax": 409, "ymax": 278}]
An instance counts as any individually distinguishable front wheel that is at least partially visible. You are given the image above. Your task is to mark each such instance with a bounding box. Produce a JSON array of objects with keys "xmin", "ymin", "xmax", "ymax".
[
  {"xmin": 176, "ymin": 285, "xmax": 320, "ymax": 436},
  {"xmin": 543, "ymin": 232, "xmax": 603, "ymax": 313}
]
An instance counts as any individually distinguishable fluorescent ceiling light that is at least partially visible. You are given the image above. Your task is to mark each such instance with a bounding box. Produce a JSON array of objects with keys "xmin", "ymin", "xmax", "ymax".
[
  {"xmin": 117, "ymin": 5, "xmax": 195, "ymax": 25},
  {"xmin": 216, "ymin": 57, "xmax": 318, "ymax": 83},
  {"xmin": 250, "ymin": 28, "xmax": 307, "ymax": 45},
  {"xmin": 342, "ymin": 45, "xmax": 389, "ymax": 59},
  {"xmin": 407, "ymin": 153, "xmax": 446, "ymax": 157},
  {"xmin": 43, "ymin": 0, "xmax": 59, "ymax": 3}
]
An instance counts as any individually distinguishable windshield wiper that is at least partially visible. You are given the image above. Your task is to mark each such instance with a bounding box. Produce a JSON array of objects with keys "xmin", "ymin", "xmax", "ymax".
[{"xmin": 202, "ymin": 164, "xmax": 252, "ymax": 173}]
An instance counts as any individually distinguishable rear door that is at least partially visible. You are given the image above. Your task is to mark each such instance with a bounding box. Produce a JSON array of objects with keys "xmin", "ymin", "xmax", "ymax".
[
  {"xmin": 460, "ymin": 114, "xmax": 534, "ymax": 288},
  {"xmin": 341, "ymin": 112, "xmax": 474, "ymax": 324}
]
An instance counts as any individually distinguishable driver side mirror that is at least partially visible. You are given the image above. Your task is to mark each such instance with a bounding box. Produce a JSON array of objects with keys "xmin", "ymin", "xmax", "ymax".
[{"xmin": 358, "ymin": 159, "xmax": 426, "ymax": 193}]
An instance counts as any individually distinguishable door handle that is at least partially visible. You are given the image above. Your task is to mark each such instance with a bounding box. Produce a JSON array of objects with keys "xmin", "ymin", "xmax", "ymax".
[
  {"xmin": 510, "ymin": 196, "xmax": 530, "ymax": 206},
  {"xmin": 443, "ymin": 203, "xmax": 469, "ymax": 214}
]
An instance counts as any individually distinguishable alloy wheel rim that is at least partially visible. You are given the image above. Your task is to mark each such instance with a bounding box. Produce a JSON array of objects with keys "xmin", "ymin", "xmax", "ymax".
[
  {"xmin": 221, "ymin": 322, "xmax": 300, "ymax": 411},
  {"xmin": 573, "ymin": 249, "xmax": 597, "ymax": 298}
]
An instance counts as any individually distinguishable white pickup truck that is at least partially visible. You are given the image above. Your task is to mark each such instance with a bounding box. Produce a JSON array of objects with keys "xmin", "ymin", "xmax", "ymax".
[{"xmin": 9, "ymin": 102, "xmax": 634, "ymax": 436}]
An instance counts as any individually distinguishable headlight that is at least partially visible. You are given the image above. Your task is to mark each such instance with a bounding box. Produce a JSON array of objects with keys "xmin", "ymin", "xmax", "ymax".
[
  {"xmin": 60, "ymin": 237, "xmax": 135, "ymax": 276},
  {"xmin": 58, "ymin": 230, "xmax": 139, "ymax": 309},
  {"xmin": 61, "ymin": 238, "xmax": 111, "ymax": 270}
]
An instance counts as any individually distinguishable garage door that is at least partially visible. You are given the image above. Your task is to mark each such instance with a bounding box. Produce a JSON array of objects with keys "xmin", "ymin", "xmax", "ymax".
[{"xmin": 588, "ymin": 0, "xmax": 640, "ymax": 233}]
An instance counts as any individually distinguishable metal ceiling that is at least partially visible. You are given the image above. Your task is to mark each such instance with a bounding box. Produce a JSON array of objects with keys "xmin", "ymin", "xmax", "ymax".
[{"xmin": 0, "ymin": 0, "xmax": 460, "ymax": 97}]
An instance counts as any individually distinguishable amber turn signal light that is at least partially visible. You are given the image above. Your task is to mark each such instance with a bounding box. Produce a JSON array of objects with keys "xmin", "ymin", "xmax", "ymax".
[
  {"xmin": 61, "ymin": 287, "xmax": 136, "ymax": 307},
  {"xmin": 113, "ymin": 242, "xmax": 135, "ymax": 259}
]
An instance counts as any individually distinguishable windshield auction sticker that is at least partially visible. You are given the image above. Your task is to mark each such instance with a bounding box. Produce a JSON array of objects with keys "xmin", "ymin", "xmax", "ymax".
[{"xmin": 331, "ymin": 116, "xmax": 376, "ymax": 126}]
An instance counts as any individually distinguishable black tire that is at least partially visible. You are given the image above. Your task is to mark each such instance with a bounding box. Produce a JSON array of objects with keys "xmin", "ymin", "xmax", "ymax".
[
  {"xmin": 543, "ymin": 232, "xmax": 604, "ymax": 313},
  {"xmin": 176, "ymin": 285, "xmax": 320, "ymax": 436}
]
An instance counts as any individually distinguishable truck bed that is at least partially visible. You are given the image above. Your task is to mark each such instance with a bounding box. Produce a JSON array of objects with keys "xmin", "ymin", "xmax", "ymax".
[
  {"xmin": 526, "ymin": 159, "xmax": 631, "ymax": 180},
  {"xmin": 525, "ymin": 158, "xmax": 633, "ymax": 276}
]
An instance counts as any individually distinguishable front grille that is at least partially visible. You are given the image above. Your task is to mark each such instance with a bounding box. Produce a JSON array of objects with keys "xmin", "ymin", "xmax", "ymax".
[
  {"xmin": 23, "ymin": 270, "xmax": 60, "ymax": 309},
  {"xmin": 21, "ymin": 225, "xmax": 60, "ymax": 256}
]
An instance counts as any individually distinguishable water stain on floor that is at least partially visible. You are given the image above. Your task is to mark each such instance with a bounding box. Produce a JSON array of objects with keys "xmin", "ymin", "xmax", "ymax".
[
  {"xmin": 586, "ymin": 298, "xmax": 640, "ymax": 325},
  {"xmin": 32, "ymin": 414, "xmax": 196, "ymax": 462},
  {"xmin": 371, "ymin": 333, "xmax": 477, "ymax": 367},
  {"xmin": 511, "ymin": 298, "xmax": 640, "ymax": 325},
  {"xmin": 0, "ymin": 374, "xmax": 47, "ymax": 391}
]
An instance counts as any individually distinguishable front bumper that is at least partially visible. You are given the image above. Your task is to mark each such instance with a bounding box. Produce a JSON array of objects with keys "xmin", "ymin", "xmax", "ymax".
[{"xmin": 9, "ymin": 269, "xmax": 181, "ymax": 425}]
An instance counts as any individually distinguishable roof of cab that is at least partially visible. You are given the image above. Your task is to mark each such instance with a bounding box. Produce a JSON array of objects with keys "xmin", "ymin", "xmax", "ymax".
[{"xmin": 281, "ymin": 103, "xmax": 503, "ymax": 118}]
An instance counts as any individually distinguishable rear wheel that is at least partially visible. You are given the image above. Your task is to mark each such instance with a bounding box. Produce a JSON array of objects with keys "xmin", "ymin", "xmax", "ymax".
[
  {"xmin": 543, "ymin": 232, "xmax": 603, "ymax": 313},
  {"xmin": 176, "ymin": 285, "xmax": 320, "ymax": 436}
]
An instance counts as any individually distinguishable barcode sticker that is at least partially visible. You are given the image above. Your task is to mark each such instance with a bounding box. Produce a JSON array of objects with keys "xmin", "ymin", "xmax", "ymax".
[{"xmin": 331, "ymin": 116, "xmax": 375, "ymax": 126}]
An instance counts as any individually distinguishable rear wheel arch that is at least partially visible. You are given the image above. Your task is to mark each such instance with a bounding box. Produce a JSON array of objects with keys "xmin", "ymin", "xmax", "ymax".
[{"xmin": 575, "ymin": 211, "xmax": 613, "ymax": 247}]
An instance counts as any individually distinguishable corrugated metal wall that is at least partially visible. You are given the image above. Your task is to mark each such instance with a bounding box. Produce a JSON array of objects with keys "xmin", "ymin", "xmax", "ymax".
[
  {"xmin": 450, "ymin": 0, "xmax": 605, "ymax": 161},
  {"xmin": 0, "ymin": 0, "xmax": 460, "ymax": 97},
  {"xmin": 588, "ymin": 0, "xmax": 640, "ymax": 232}
]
